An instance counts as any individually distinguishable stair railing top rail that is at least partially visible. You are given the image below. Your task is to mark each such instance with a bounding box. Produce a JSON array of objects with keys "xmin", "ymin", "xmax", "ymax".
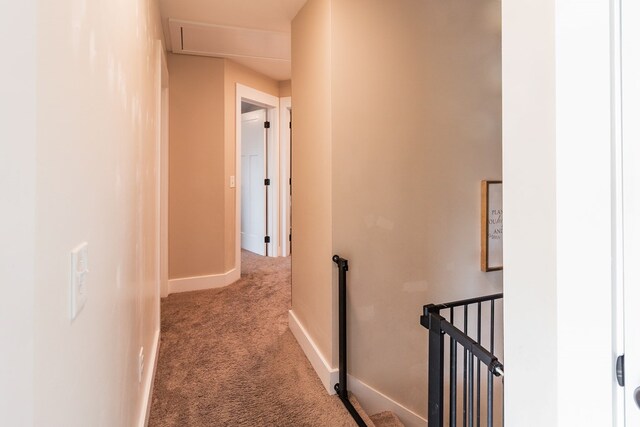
[
  {"xmin": 420, "ymin": 292, "xmax": 504, "ymax": 377},
  {"xmin": 421, "ymin": 309, "xmax": 503, "ymax": 377},
  {"xmin": 423, "ymin": 292, "xmax": 504, "ymax": 312}
]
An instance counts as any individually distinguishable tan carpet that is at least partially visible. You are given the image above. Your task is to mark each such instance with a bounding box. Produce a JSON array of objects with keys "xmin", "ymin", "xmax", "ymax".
[
  {"xmin": 148, "ymin": 250, "xmax": 360, "ymax": 426},
  {"xmin": 369, "ymin": 411, "xmax": 403, "ymax": 427}
]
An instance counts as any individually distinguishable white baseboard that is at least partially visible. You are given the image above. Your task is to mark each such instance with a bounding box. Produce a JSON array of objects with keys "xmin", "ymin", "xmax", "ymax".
[
  {"xmin": 347, "ymin": 375, "xmax": 426, "ymax": 427},
  {"xmin": 288, "ymin": 310, "xmax": 426, "ymax": 427},
  {"xmin": 138, "ymin": 328, "xmax": 161, "ymax": 427},
  {"xmin": 168, "ymin": 268, "xmax": 240, "ymax": 294},
  {"xmin": 288, "ymin": 310, "xmax": 338, "ymax": 394}
]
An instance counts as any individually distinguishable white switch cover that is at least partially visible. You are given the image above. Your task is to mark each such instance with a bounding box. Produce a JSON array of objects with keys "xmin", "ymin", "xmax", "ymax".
[
  {"xmin": 70, "ymin": 242, "xmax": 89, "ymax": 320},
  {"xmin": 230, "ymin": 175, "xmax": 236, "ymax": 188}
]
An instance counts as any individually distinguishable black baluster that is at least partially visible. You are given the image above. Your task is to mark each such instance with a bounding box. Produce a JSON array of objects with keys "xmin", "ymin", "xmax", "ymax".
[
  {"xmin": 463, "ymin": 305, "xmax": 468, "ymax": 427},
  {"xmin": 489, "ymin": 300, "xmax": 495, "ymax": 427},
  {"xmin": 450, "ymin": 307, "xmax": 456, "ymax": 427},
  {"xmin": 469, "ymin": 353, "xmax": 474, "ymax": 427},
  {"xmin": 428, "ymin": 311, "xmax": 445, "ymax": 427},
  {"xmin": 477, "ymin": 303, "xmax": 482, "ymax": 427}
]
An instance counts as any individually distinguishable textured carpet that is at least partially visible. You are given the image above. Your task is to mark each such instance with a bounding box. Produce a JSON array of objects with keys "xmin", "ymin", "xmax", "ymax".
[
  {"xmin": 148, "ymin": 250, "xmax": 362, "ymax": 426},
  {"xmin": 369, "ymin": 411, "xmax": 403, "ymax": 427}
]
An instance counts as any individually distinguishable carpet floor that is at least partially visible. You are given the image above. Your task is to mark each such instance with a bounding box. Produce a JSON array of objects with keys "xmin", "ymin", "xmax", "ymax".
[{"xmin": 148, "ymin": 250, "xmax": 359, "ymax": 427}]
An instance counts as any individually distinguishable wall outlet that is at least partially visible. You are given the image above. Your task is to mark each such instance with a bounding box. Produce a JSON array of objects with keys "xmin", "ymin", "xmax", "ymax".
[
  {"xmin": 138, "ymin": 346, "xmax": 144, "ymax": 384},
  {"xmin": 70, "ymin": 242, "xmax": 89, "ymax": 320}
]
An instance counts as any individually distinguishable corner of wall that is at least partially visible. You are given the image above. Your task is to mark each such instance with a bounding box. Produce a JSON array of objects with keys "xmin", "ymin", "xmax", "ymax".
[{"xmin": 288, "ymin": 310, "xmax": 338, "ymax": 394}]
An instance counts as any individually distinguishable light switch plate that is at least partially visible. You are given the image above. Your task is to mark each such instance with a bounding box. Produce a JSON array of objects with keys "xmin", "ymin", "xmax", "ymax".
[
  {"xmin": 230, "ymin": 175, "xmax": 236, "ymax": 188},
  {"xmin": 70, "ymin": 242, "xmax": 89, "ymax": 320}
]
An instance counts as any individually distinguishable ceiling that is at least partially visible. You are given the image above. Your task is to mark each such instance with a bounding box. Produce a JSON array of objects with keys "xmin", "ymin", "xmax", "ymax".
[{"xmin": 158, "ymin": 0, "xmax": 308, "ymax": 81}]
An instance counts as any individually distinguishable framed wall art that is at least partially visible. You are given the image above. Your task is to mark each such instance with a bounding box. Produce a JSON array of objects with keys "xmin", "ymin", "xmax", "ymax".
[{"xmin": 481, "ymin": 180, "xmax": 503, "ymax": 271}]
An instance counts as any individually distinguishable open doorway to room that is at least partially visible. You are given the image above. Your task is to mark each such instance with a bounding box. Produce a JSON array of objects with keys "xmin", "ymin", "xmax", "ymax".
[
  {"xmin": 235, "ymin": 84, "xmax": 289, "ymax": 274},
  {"xmin": 240, "ymin": 103, "xmax": 268, "ymax": 256}
]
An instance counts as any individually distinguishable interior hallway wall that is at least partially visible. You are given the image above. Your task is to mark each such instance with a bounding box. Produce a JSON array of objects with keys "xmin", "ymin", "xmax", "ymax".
[
  {"xmin": 292, "ymin": 0, "xmax": 502, "ymax": 417},
  {"xmin": 31, "ymin": 0, "xmax": 164, "ymax": 425},
  {"xmin": 279, "ymin": 80, "xmax": 292, "ymax": 97},
  {"xmin": 168, "ymin": 54, "xmax": 226, "ymax": 279},
  {"xmin": 0, "ymin": 0, "xmax": 36, "ymax": 424},
  {"xmin": 291, "ymin": 0, "xmax": 335, "ymax": 366},
  {"xmin": 503, "ymin": 0, "xmax": 615, "ymax": 425},
  {"xmin": 501, "ymin": 0, "xmax": 557, "ymax": 424}
]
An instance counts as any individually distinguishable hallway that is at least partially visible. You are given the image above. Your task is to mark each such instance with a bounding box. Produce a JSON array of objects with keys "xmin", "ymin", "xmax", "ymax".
[
  {"xmin": 3, "ymin": 0, "xmax": 628, "ymax": 425},
  {"xmin": 148, "ymin": 251, "xmax": 356, "ymax": 426}
]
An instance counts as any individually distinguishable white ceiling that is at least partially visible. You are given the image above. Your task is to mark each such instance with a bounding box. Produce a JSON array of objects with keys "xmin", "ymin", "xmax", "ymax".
[{"xmin": 158, "ymin": 0, "xmax": 308, "ymax": 81}]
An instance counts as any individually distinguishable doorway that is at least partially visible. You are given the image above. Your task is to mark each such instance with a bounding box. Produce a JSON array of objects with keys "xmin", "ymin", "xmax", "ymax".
[
  {"xmin": 241, "ymin": 104, "xmax": 268, "ymax": 256},
  {"xmin": 235, "ymin": 84, "xmax": 282, "ymax": 274}
]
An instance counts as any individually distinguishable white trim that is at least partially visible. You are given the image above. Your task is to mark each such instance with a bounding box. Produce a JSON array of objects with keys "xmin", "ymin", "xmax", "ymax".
[
  {"xmin": 138, "ymin": 329, "xmax": 160, "ymax": 427},
  {"xmin": 235, "ymin": 84, "xmax": 281, "ymax": 270},
  {"xmin": 288, "ymin": 310, "xmax": 338, "ymax": 394},
  {"xmin": 346, "ymin": 375, "xmax": 426, "ymax": 427},
  {"xmin": 279, "ymin": 97, "xmax": 292, "ymax": 257},
  {"xmin": 611, "ymin": 0, "xmax": 624, "ymax": 424},
  {"xmin": 155, "ymin": 41, "xmax": 162, "ymax": 307},
  {"xmin": 168, "ymin": 269, "xmax": 240, "ymax": 294},
  {"xmin": 622, "ymin": 0, "xmax": 640, "ymax": 424},
  {"xmin": 158, "ymin": 42, "xmax": 169, "ymax": 299}
]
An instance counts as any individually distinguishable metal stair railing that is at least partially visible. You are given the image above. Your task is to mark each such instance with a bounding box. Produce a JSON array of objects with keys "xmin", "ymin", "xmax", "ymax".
[
  {"xmin": 420, "ymin": 293, "xmax": 504, "ymax": 427},
  {"xmin": 332, "ymin": 255, "xmax": 368, "ymax": 427}
]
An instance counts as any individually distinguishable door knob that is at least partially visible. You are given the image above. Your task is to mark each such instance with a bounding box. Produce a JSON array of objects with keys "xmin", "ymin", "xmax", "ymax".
[{"xmin": 635, "ymin": 387, "xmax": 640, "ymax": 409}]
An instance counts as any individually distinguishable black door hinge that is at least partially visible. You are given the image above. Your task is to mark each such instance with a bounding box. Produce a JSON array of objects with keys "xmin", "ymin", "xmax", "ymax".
[
  {"xmin": 264, "ymin": 121, "xmax": 270, "ymax": 129},
  {"xmin": 289, "ymin": 233, "xmax": 291, "ymax": 242},
  {"xmin": 264, "ymin": 236, "xmax": 271, "ymax": 244},
  {"xmin": 264, "ymin": 178, "xmax": 271, "ymax": 186},
  {"xmin": 617, "ymin": 355, "xmax": 625, "ymax": 386},
  {"xmin": 289, "ymin": 121, "xmax": 291, "ymax": 129}
]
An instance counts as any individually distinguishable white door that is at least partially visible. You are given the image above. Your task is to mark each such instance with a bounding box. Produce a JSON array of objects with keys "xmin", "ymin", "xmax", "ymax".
[
  {"xmin": 622, "ymin": 0, "xmax": 640, "ymax": 423},
  {"xmin": 241, "ymin": 109, "xmax": 267, "ymax": 256}
]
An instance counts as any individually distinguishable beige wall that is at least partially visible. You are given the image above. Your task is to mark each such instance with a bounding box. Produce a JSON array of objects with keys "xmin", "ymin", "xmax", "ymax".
[
  {"xmin": 169, "ymin": 56, "xmax": 278, "ymax": 278},
  {"xmin": 291, "ymin": 0, "xmax": 336, "ymax": 366},
  {"xmin": 502, "ymin": 0, "xmax": 557, "ymax": 424},
  {"xmin": 504, "ymin": 0, "xmax": 617, "ymax": 425},
  {"xmin": 0, "ymin": 1, "xmax": 36, "ymax": 423},
  {"xmin": 292, "ymin": 0, "xmax": 502, "ymax": 417},
  {"xmin": 279, "ymin": 80, "xmax": 292, "ymax": 97},
  {"xmin": 29, "ymin": 0, "xmax": 164, "ymax": 425},
  {"xmin": 168, "ymin": 54, "xmax": 226, "ymax": 279}
]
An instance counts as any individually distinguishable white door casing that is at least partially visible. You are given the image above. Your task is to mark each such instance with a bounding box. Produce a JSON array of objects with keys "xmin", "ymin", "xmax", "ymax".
[
  {"xmin": 235, "ymin": 84, "xmax": 280, "ymax": 273},
  {"xmin": 622, "ymin": 0, "xmax": 640, "ymax": 424},
  {"xmin": 158, "ymin": 42, "xmax": 169, "ymax": 299},
  {"xmin": 279, "ymin": 97, "xmax": 292, "ymax": 256},
  {"xmin": 241, "ymin": 109, "xmax": 267, "ymax": 256}
]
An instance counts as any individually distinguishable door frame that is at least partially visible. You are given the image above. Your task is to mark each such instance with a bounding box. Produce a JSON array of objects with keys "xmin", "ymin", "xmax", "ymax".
[
  {"xmin": 157, "ymin": 42, "xmax": 169, "ymax": 300},
  {"xmin": 279, "ymin": 96, "xmax": 292, "ymax": 257},
  {"xmin": 235, "ymin": 84, "xmax": 280, "ymax": 268},
  {"xmin": 621, "ymin": 0, "xmax": 640, "ymax": 424},
  {"xmin": 240, "ymin": 108, "xmax": 268, "ymax": 256},
  {"xmin": 613, "ymin": 0, "xmax": 624, "ymax": 423}
]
